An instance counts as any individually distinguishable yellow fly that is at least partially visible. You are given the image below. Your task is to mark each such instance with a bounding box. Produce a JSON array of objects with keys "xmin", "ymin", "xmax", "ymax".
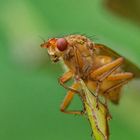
[{"xmin": 41, "ymin": 34, "xmax": 140, "ymax": 140}]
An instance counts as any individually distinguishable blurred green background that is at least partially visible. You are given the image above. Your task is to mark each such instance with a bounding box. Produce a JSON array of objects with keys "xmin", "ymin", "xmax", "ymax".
[{"xmin": 0, "ymin": 0, "xmax": 140, "ymax": 140}]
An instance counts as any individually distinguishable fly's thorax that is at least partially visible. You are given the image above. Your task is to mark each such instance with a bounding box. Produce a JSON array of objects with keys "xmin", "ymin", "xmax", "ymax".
[
  {"xmin": 61, "ymin": 35, "xmax": 96, "ymax": 78},
  {"xmin": 65, "ymin": 34, "xmax": 95, "ymax": 50},
  {"xmin": 65, "ymin": 35, "xmax": 95, "ymax": 65}
]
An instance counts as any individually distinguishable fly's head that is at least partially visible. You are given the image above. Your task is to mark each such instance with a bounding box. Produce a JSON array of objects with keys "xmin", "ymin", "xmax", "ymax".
[{"xmin": 41, "ymin": 38, "xmax": 68, "ymax": 62}]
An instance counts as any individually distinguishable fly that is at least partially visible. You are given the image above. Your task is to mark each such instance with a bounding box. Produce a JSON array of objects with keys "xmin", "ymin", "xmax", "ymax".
[{"xmin": 41, "ymin": 34, "xmax": 140, "ymax": 140}]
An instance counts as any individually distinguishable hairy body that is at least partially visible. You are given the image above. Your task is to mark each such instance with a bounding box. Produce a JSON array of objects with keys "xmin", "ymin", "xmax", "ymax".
[
  {"xmin": 41, "ymin": 34, "xmax": 139, "ymax": 113},
  {"xmin": 61, "ymin": 35, "xmax": 133, "ymax": 103}
]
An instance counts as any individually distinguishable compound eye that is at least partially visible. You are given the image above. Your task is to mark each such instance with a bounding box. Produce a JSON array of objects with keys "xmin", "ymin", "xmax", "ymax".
[{"xmin": 56, "ymin": 38, "xmax": 68, "ymax": 51}]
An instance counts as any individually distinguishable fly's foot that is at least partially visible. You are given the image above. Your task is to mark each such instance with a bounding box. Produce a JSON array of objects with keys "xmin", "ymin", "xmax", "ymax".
[
  {"xmin": 104, "ymin": 99, "xmax": 112, "ymax": 120},
  {"xmin": 107, "ymin": 113, "xmax": 112, "ymax": 120},
  {"xmin": 74, "ymin": 110, "xmax": 85, "ymax": 117},
  {"xmin": 106, "ymin": 107, "xmax": 112, "ymax": 120},
  {"xmin": 80, "ymin": 110, "xmax": 85, "ymax": 115},
  {"xmin": 95, "ymin": 96, "xmax": 99, "ymax": 110}
]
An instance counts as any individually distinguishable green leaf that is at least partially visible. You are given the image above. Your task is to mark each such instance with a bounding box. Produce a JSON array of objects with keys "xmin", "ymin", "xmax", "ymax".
[{"xmin": 80, "ymin": 80, "xmax": 109, "ymax": 140}]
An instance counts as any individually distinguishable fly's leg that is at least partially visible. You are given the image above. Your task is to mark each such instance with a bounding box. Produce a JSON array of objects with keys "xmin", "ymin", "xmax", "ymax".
[
  {"xmin": 104, "ymin": 72, "xmax": 134, "ymax": 94},
  {"xmin": 59, "ymin": 71, "xmax": 84, "ymax": 114},
  {"xmin": 104, "ymin": 72, "xmax": 133, "ymax": 118},
  {"xmin": 89, "ymin": 57, "xmax": 124, "ymax": 108},
  {"xmin": 59, "ymin": 70, "xmax": 80, "ymax": 94},
  {"xmin": 90, "ymin": 57, "xmax": 124, "ymax": 81},
  {"xmin": 60, "ymin": 82, "xmax": 84, "ymax": 115},
  {"xmin": 59, "ymin": 70, "xmax": 73, "ymax": 83},
  {"xmin": 95, "ymin": 81, "xmax": 101, "ymax": 109},
  {"xmin": 107, "ymin": 72, "xmax": 134, "ymax": 81},
  {"xmin": 104, "ymin": 98, "xmax": 112, "ymax": 120}
]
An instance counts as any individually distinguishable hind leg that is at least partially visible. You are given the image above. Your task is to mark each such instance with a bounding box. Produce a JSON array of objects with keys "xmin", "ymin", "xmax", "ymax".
[
  {"xmin": 89, "ymin": 57, "xmax": 124, "ymax": 108},
  {"xmin": 104, "ymin": 72, "xmax": 134, "ymax": 103},
  {"xmin": 105, "ymin": 72, "xmax": 133, "ymax": 94}
]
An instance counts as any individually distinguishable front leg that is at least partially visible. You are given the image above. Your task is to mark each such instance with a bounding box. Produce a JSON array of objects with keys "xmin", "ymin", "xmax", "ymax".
[
  {"xmin": 60, "ymin": 82, "xmax": 84, "ymax": 115},
  {"xmin": 59, "ymin": 70, "xmax": 79, "ymax": 94},
  {"xmin": 59, "ymin": 70, "xmax": 73, "ymax": 83}
]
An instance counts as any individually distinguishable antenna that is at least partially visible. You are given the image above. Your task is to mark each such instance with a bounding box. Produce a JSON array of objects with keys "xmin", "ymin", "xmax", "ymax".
[{"xmin": 38, "ymin": 35, "xmax": 46, "ymax": 43}]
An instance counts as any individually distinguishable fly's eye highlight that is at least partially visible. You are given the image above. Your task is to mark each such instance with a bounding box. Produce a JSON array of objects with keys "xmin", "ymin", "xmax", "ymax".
[{"xmin": 56, "ymin": 38, "xmax": 68, "ymax": 51}]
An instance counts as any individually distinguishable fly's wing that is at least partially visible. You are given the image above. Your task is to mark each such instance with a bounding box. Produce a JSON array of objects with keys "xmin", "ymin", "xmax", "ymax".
[{"xmin": 95, "ymin": 43, "xmax": 140, "ymax": 78}]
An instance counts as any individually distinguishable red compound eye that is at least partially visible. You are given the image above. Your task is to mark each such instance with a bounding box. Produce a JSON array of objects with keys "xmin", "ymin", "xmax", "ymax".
[{"xmin": 56, "ymin": 38, "xmax": 68, "ymax": 51}]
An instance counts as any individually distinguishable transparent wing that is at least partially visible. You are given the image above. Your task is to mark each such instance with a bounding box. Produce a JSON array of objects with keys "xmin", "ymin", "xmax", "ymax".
[{"xmin": 95, "ymin": 43, "xmax": 140, "ymax": 78}]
